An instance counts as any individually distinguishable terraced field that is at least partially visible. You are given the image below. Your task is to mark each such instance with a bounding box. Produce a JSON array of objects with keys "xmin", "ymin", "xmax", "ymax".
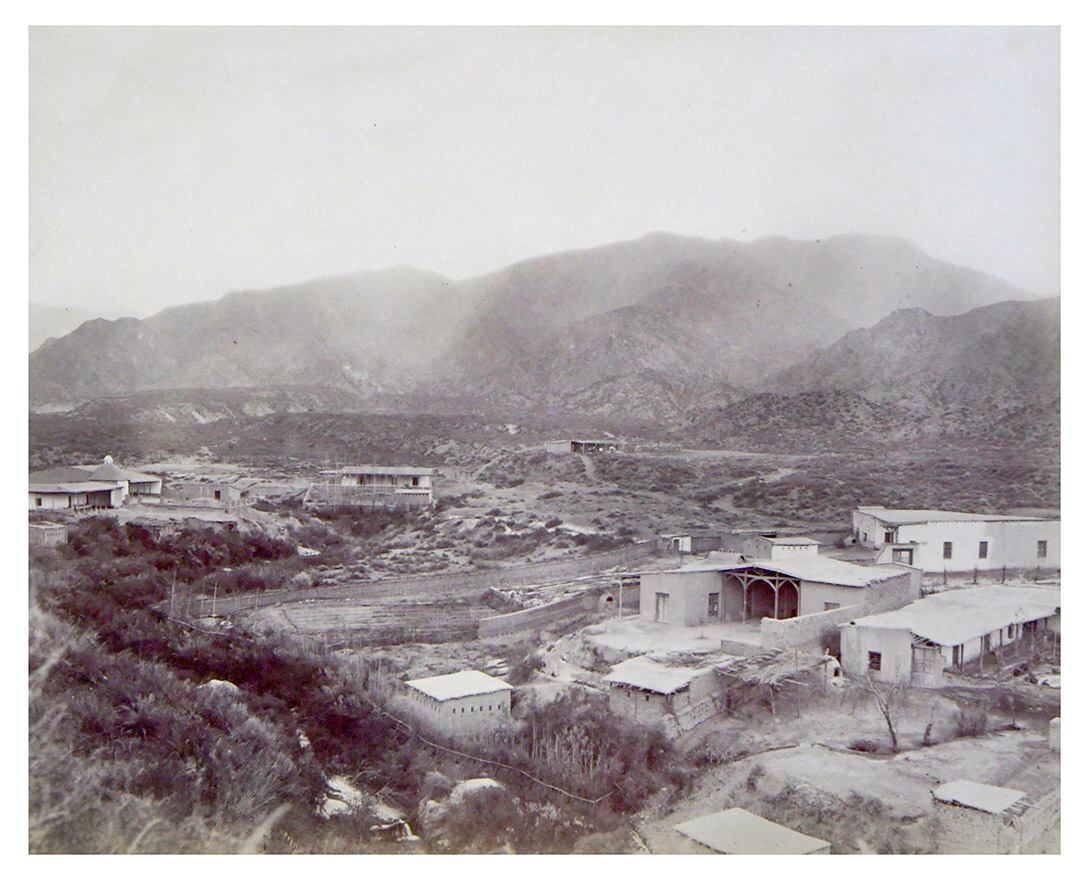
[{"xmin": 243, "ymin": 592, "xmax": 503, "ymax": 645}]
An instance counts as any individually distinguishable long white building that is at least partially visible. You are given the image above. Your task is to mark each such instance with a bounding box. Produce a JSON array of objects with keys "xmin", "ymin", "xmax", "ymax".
[{"xmin": 852, "ymin": 506, "xmax": 1059, "ymax": 573}]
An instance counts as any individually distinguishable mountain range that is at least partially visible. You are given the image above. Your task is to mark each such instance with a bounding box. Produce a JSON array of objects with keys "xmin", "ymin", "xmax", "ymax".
[{"xmin": 28, "ymin": 232, "xmax": 1058, "ymax": 446}]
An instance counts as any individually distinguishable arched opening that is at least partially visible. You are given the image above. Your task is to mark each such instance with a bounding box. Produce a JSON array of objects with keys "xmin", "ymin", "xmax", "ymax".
[
  {"xmin": 746, "ymin": 579, "xmax": 777, "ymax": 619},
  {"xmin": 777, "ymin": 581, "xmax": 799, "ymax": 619}
]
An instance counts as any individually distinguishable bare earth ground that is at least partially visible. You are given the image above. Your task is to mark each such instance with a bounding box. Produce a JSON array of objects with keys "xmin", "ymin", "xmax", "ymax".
[{"xmin": 639, "ymin": 688, "xmax": 1059, "ymax": 854}]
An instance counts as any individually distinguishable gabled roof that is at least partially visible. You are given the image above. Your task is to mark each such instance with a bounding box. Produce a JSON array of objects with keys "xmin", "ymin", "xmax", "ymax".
[
  {"xmin": 674, "ymin": 809, "xmax": 830, "ymax": 854},
  {"xmin": 844, "ymin": 584, "xmax": 1060, "ymax": 646},
  {"xmin": 932, "ymin": 780, "xmax": 1029, "ymax": 815},
  {"xmin": 405, "ymin": 669, "xmax": 512, "ymax": 701},
  {"xmin": 857, "ymin": 506, "xmax": 1051, "ymax": 525}
]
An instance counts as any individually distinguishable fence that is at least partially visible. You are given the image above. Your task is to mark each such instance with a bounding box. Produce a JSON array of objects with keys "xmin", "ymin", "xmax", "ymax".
[{"xmin": 186, "ymin": 541, "xmax": 656, "ymax": 618}]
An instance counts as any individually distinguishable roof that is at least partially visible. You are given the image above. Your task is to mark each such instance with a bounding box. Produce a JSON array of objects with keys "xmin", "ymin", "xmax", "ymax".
[
  {"xmin": 405, "ymin": 669, "xmax": 513, "ymax": 701},
  {"xmin": 932, "ymin": 780, "xmax": 1029, "ymax": 814},
  {"xmin": 28, "ymin": 466, "xmax": 97, "ymax": 484},
  {"xmin": 88, "ymin": 460, "xmax": 126, "ymax": 481},
  {"xmin": 844, "ymin": 584, "xmax": 1061, "ymax": 646},
  {"xmin": 28, "ymin": 522, "xmax": 66, "ymax": 531},
  {"xmin": 675, "ymin": 556, "xmax": 907, "ymax": 588},
  {"xmin": 857, "ymin": 506, "xmax": 1051, "ymax": 525},
  {"xmin": 29, "ymin": 481, "xmax": 122, "ymax": 494},
  {"xmin": 674, "ymin": 809, "xmax": 830, "ymax": 854},
  {"xmin": 30, "ymin": 458, "xmax": 159, "ymax": 488},
  {"xmin": 335, "ymin": 466, "xmax": 436, "ymax": 476},
  {"xmin": 757, "ymin": 536, "xmax": 821, "ymax": 545},
  {"xmin": 603, "ymin": 655, "xmax": 704, "ymax": 695}
]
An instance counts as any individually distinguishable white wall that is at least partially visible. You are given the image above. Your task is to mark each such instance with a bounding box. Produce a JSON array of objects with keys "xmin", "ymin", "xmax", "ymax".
[
  {"xmin": 854, "ymin": 512, "xmax": 1059, "ymax": 573},
  {"xmin": 404, "ymin": 687, "xmax": 512, "ymax": 740}
]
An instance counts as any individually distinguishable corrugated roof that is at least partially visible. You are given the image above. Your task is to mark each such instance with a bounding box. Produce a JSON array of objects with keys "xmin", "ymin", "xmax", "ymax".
[
  {"xmin": 932, "ymin": 780, "xmax": 1029, "ymax": 815},
  {"xmin": 857, "ymin": 506, "xmax": 1050, "ymax": 525},
  {"xmin": 674, "ymin": 809, "xmax": 830, "ymax": 854},
  {"xmin": 675, "ymin": 556, "xmax": 906, "ymax": 588},
  {"xmin": 336, "ymin": 466, "xmax": 436, "ymax": 476},
  {"xmin": 405, "ymin": 669, "xmax": 512, "ymax": 701},
  {"xmin": 603, "ymin": 656, "xmax": 703, "ymax": 695},
  {"xmin": 844, "ymin": 584, "xmax": 1060, "ymax": 646}
]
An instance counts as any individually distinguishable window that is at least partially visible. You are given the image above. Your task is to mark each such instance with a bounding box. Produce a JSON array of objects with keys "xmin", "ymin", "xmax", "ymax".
[
  {"xmin": 868, "ymin": 651, "xmax": 882, "ymax": 671},
  {"xmin": 978, "ymin": 541, "xmax": 988, "ymax": 559},
  {"xmin": 861, "ymin": 531, "xmax": 868, "ymax": 543},
  {"xmin": 1038, "ymin": 540, "xmax": 1048, "ymax": 558},
  {"xmin": 411, "ymin": 476, "xmax": 419, "ymax": 487},
  {"xmin": 884, "ymin": 531, "xmax": 893, "ymax": 544},
  {"xmin": 35, "ymin": 498, "xmax": 41, "ymax": 507},
  {"xmin": 708, "ymin": 593, "xmax": 719, "ymax": 616},
  {"xmin": 943, "ymin": 542, "xmax": 953, "ymax": 560},
  {"xmin": 824, "ymin": 602, "xmax": 840, "ymax": 611}
]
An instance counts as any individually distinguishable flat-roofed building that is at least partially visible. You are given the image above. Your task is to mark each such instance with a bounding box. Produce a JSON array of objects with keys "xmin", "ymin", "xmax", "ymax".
[
  {"xmin": 852, "ymin": 506, "xmax": 1059, "ymax": 573},
  {"xmin": 28, "ymin": 521, "xmax": 68, "ymax": 547},
  {"xmin": 840, "ymin": 584, "xmax": 1060, "ymax": 686},
  {"xmin": 673, "ymin": 808, "xmax": 830, "ymax": 854},
  {"xmin": 403, "ymin": 669, "xmax": 513, "ymax": 742},
  {"xmin": 544, "ymin": 438, "xmax": 621, "ymax": 455},
  {"xmin": 310, "ymin": 465, "xmax": 437, "ymax": 508},
  {"xmin": 931, "ymin": 780, "xmax": 1058, "ymax": 854}
]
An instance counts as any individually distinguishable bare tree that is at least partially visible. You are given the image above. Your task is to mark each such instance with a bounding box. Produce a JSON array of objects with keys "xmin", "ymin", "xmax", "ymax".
[{"xmin": 860, "ymin": 675, "xmax": 907, "ymax": 752}]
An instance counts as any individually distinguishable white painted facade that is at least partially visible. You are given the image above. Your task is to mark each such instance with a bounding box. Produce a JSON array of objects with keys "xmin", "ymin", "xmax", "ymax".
[
  {"xmin": 403, "ymin": 671, "xmax": 512, "ymax": 742},
  {"xmin": 853, "ymin": 507, "xmax": 1059, "ymax": 573}
]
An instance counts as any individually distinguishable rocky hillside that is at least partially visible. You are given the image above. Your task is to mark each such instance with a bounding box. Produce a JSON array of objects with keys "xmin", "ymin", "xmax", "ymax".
[
  {"xmin": 30, "ymin": 232, "xmax": 1040, "ymax": 419},
  {"xmin": 763, "ymin": 298, "xmax": 1060, "ymax": 413}
]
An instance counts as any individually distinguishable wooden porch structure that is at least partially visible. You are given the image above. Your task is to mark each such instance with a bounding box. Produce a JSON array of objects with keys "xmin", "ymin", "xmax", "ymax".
[{"xmin": 726, "ymin": 566, "xmax": 802, "ymax": 621}]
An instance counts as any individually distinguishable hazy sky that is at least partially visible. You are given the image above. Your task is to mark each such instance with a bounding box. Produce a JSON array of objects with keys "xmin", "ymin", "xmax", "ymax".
[{"xmin": 30, "ymin": 26, "xmax": 1060, "ymax": 317}]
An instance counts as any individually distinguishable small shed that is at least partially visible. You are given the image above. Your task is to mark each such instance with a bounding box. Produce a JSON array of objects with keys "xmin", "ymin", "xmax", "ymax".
[
  {"xmin": 932, "ymin": 780, "xmax": 1033, "ymax": 854},
  {"xmin": 29, "ymin": 521, "xmax": 68, "ymax": 547},
  {"xmin": 403, "ymin": 669, "xmax": 513, "ymax": 742},
  {"xmin": 674, "ymin": 808, "xmax": 830, "ymax": 854}
]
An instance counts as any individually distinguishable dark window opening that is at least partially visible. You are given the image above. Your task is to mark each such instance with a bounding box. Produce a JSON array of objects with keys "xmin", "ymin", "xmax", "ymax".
[
  {"xmin": 1038, "ymin": 540, "xmax": 1048, "ymax": 558},
  {"xmin": 868, "ymin": 651, "xmax": 882, "ymax": 671},
  {"xmin": 979, "ymin": 541, "xmax": 988, "ymax": 559},
  {"xmin": 943, "ymin": 542, "xmax": 953, "ymax": 560}
]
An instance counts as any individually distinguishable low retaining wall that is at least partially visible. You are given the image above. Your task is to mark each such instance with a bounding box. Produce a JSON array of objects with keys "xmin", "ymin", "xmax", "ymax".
[
  {"xmin": 189, "ymin": 541, "xmax": 656, "ymax": 617},
  {"xmin": 762, "ymin": 604, "xmax": 864, "ymax": 651},
  {"xmin": 478, "ymin": 581, "xmax": 640, "ymax": 638}
]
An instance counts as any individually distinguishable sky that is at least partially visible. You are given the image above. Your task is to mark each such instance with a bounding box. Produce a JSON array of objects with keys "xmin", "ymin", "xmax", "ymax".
[{"xmin": 30, "ymin": 26, "xmax": 1060, "ymax": 317}]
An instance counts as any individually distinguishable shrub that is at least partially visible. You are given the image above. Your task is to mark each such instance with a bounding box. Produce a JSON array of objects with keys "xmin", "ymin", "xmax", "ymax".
[{"xmin": 953, "ymin": 707, "xmax": 989, "ymax": 738}]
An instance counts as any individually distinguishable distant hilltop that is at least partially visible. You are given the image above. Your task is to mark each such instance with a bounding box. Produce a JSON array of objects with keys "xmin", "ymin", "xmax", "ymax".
[{"xmin": 29, "ymin": 232, "xmax": 1057, "ymax": 444}]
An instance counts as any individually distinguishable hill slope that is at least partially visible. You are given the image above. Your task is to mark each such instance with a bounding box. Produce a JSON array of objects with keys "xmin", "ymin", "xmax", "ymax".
[{"xmin": 29, "ymin": 232, "xmax": 1043, "ymax": 420}]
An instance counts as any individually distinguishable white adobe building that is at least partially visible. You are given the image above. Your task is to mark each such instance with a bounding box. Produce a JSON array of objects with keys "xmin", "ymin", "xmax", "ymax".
[
  {"xmin": 852, "ymin": 506, "xmax": 1059, "ymax": 573},
  {"xmin": 840, "ymin": 584, "xmax": 1060, "ymax": 686},
  {"xmin": 639, "ymin": 554, "xmax": 919, "ymax": 626},
  {"xmin": 403, "ymin": 670, "xmax": 513, "ymax": 742},
  {"xmin": 314, "ymin": 465, "xmax": 437, "ymax": 508},
  {"xmin": 28, "ymin": 456, "xmax": 162, "ymax": 511}
]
